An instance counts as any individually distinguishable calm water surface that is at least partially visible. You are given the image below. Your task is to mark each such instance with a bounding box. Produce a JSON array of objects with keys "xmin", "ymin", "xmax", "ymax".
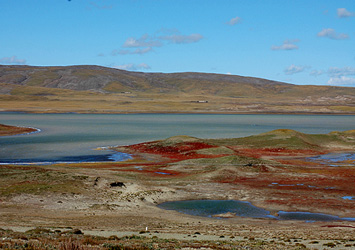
[
  {"xmin": 0, "ymin": 113, "xmax": 354, "ymax": 163},
  {"xmin": 158, "ymin": 200, "xmax": 355, "ymax": 222}
]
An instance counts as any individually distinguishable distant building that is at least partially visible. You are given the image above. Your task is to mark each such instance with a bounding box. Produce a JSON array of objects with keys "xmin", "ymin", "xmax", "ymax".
[{"xmin": 191, "ymin": 100, "xmax": 208, "ymax": 103}]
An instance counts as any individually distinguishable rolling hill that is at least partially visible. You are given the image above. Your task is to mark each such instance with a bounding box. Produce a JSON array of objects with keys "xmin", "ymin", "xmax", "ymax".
[{"xmin": 0, "ymin": 65, "xmax": 354, "ymax": 113}]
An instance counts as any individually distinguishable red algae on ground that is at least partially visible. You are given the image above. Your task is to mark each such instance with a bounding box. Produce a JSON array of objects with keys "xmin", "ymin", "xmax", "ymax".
[
  {"xmin": 0, "ymin": 124, "xmax": 38, "ymax": 136},
  {"xmin": 127, "ymin": 141, "xmax": 216, "ymax": 160}
]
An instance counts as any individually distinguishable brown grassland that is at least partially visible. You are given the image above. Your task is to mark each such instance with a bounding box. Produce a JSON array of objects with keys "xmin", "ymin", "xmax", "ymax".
[{"xmin": 1, "ymin": 65, "xmax": 355, "ymax": 114}]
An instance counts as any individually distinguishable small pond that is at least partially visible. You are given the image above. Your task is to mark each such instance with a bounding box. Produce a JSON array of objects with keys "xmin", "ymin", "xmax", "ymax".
[
  {"xmin": 307, "ymin": 153, "xmax": 355, "ymax": 167},
  {"xmin": 158, "ymin": 200, "xmax": 355, "ymax": 222},
  {"xmin": 0, "ymin": 151, "xmax": 131, "ymax": 165}
]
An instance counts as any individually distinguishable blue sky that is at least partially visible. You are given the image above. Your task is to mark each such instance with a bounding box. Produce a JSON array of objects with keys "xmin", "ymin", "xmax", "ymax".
[{"xmin": 1, "ymin": 0, "xmax": 354, "ymax": 87}]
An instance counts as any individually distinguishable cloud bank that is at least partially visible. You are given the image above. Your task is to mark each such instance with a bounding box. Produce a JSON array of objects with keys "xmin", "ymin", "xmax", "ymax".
[
  {"xmin": 227, "ymin": 16, "xmax": 241, "ymax": 25},
  {"xmin": 113, "ymin": 63, "xmax": 151, "ymax": 71},
  {"xmin": 111, "ymin": 29, "xmax": 204, "ymax": 56},
  {"xmin": 271, "ymin": 39, "xmax": 299, "ymax": 50},
  {"xmin": 317, "ymin": 28, "xmax": 349, "ymax": 40},
  {"xmin": 112, "ymin": 47, "xmax": 153, "ymax": 56},
  {"xmin": 0, "ymin": 56, "xmax": 26, "ymax": 65},
  {"xmin": 159, "ymin": 33, "xmax": 203, "ymax": 44},
  {"xmin": 328, "ymin": 67, "xmax": 355, "ymax": 77},
  {"xmin": 327, "ymin": 67, "xmax": 355, "ymax": 86},
  {"xmin": 327, "ymin": 76, "xmax": 355, "ymax": 86},
  {"xmin": 337, "ymin": 8, "xmax": 355, "ymax": 18},
  {"xmin": 284, "ymin": 64, "xmax": 308, "ymax": 75},
  {"xmin": 122, "ymin": 34, "xmax": 162, "ymax": 48},
  {"xmin": 310, "ymin": 66, "xmax": 355, "ymax": 86}
]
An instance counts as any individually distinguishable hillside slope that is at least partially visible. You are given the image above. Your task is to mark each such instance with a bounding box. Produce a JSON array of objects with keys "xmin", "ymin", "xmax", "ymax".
[{"xmin": 0, "ymin": 65, "xmax": 354, "ymax": 113}]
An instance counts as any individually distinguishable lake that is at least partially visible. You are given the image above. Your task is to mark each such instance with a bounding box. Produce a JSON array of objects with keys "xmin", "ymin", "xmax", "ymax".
[{"xmin": 0, "ymin": 113, "xmax": 354, "ymax": 163}]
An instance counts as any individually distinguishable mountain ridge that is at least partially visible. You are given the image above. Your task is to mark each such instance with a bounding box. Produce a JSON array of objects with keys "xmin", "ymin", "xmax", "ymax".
[
  {"xmin": 0, "ymin": 64, "xmax": 290, "ymax": 92},
  {"xmin": 0, "ymin": 64, "xmax": 354, "ymax": 114}
]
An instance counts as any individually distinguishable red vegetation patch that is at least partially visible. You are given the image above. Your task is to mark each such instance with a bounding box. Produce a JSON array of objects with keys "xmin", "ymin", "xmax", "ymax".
[
  {"xmin": 322, "ymin": 225, "xmax": 355, "ymax": 228},
  {"xmin": 127, "ymin": 141, "xmax": 217, "ymax": 161},
  {"xmin": 216, "ymin": 165, "xmax": 355, "ymax": 215},
  {"xmin": 0, "ymin": 124, "xmax": 37, "ymax": 136},
  {"xmin": 64, "ymin": 139, "xmax": 355, "ymax": 215}
]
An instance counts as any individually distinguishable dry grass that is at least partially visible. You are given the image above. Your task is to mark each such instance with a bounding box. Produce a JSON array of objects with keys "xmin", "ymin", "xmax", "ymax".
[
  {"xmin": 1, "ymin": 89, "xmax": 354, "ymax": 114},
  {"xmin": 0, "ymin": 227, "xmax": 318, "ymax": 250},
  {"xmin": 1, "ymin": 64, "xmax": 355, "ymax": 114}
]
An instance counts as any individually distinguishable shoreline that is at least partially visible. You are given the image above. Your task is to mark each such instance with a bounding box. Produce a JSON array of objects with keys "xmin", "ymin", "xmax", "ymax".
[{"xmin": 1, "ymin": 110, "xmax": 355, "ymax": 115}]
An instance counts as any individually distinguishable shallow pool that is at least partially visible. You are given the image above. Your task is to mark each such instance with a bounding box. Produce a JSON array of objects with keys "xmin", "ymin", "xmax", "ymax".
[
  {"xmin": 307, "ymin": 153, "xmax": 355, "ymax": 167},
  {"xmin": 158, "ymin": 200, "xmax": 355, "ymax": 222},
  {"xmin": 0, "ymin": 151, "xmax": 131, "ymax": 165}
]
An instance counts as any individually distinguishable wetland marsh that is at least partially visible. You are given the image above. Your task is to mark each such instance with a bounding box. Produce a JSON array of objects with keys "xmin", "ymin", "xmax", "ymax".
[{"xmin": 1, "ymin": 113, "xmax": 355, "ymax": 249}]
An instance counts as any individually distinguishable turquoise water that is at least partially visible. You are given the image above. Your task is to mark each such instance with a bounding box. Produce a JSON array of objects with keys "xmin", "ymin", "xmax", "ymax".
[
  {"xmin": 158, "ymin": 200, "xmax": 355, "ymax": 222},
  {"xmin": 158, "ymin": 200, "xmax": 274, "ymax": 219},
  {"xmin": 0, "ymin": 113, "xmax": 354, "ymax": 163}
]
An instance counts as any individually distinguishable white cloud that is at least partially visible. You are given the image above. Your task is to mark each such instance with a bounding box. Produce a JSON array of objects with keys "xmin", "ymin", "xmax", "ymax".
[
  {"xmin": 337, "ymin": 8, "xmax": 355, "ymax": 18},
  {"xmin": 159, "ymin": 33, "xmax": 203, "ymax": 44},
  {"xmin": 317, "ymin": 28, "xmax": 349, "ymax": 40},
  {"xmin": 113, "ymin": 63, "xmax": 151, "ymax": 71},
  {"xmin": 227, "ymin": 16, "xmax": 241, "ymax": 25},
  {"xmin": 122, "ymin": 34, "xmax": 162, "ymax": 48},
  {"xmin": 328, "ymin": 67, "xmax": 355, "ymax": 77},
  {"xmin": 0, "ymin": 56, "xmax": 26, "ymax": 65},
  {"xmin": 271, "ymin": 39, "xmax": 299, "ymax": 51},
  {"xmin": 310, "ymin": 70, "xmax": 324, "ymax": 76},
  {"xmin": 114, "ymin": 29, "xmax": 204, "ymax": 56},
  {"xmin": 112, "ymin": 47, "xmax": 153, "ymax": 56},
  {"xmin": 284, "ymin": 64, "xmax": 308, "ymax": 75},
  {"xmin": 327, "ymin": 76, "xmax": 355, "ymax": 86},
  {"xmin": 88, "ymin": 1, "xmax": 113, "ymax": 10}
]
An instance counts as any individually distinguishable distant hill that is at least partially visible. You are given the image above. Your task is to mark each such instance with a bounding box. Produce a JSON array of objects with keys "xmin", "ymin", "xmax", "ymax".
[
  {"xmin": 0, "ymin": 64, "xmax": 291, "ymax": 93},
  {"xmin": 0, "ymin": 65, "xmax": 354, "ymax": 114}
]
